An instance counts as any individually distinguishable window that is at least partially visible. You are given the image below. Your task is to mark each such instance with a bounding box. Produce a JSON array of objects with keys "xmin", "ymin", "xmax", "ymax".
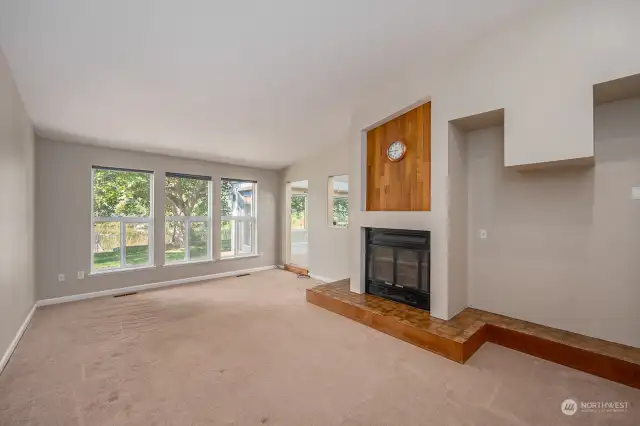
[
  {"xmin": 165, "ymin": 173, "xmax": 212, "ymax": 264},
  {"xmin": 328, "ymin": 175, "xmax": 348, "ymax": 227},
  {"xmin": 221, "ymin": 179, "xmax": 257, "ymax": 258},
  {"xmin": 91, "ymin": 167, "xmax": 153, "ymax": 272}
]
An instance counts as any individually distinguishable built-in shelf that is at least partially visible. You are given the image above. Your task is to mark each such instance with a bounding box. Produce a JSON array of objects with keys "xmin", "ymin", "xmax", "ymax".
[{"xmin": 594, "ymin": 72, "xmax": 640, "ymax": 106}]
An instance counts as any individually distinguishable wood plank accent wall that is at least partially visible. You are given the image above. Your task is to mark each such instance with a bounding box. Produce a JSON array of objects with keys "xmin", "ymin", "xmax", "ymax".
[{"xmin": 366, "ymin": 102, "xmax": 431, "ymax": 211}]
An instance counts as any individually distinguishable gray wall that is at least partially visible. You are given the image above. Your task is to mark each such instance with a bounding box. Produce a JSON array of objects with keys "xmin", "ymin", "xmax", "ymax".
[
  {"xmin": 280, "ymin": 140, "xmax": 350, "ymax": 281},
  {"xmin": 0, "ymin": 46, "xmax": 35, "ymax": 359},
  {"xmin": 467, "ymin": 97, "xmax": 640, "ymax": 347},
  {"xmin": 35, "ymin": 138, "xmax": 279, "ymax": 299},
  {"xmin": 447, "ymin": 123, "xmax": 468, "ymax": 317}
]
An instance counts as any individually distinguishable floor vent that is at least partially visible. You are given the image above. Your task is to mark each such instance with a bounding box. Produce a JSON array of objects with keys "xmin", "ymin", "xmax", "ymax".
[
  {"xmin": 114, "ymin": 292, "xmax": 138, "ymax": 298},
  {"xmin": 236, "ymin": 273, "xmax": 251, "ymax": 277}
]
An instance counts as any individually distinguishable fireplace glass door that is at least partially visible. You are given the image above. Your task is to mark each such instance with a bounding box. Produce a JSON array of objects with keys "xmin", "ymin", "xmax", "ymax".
[
  {"xmin": 396, "ymin": 249, "xmax": 420, "ymax": 289},
  {"xmin": 367, "ymin": 245, "xmax": 429, "ymax": 292},
  {"xmin": 365, "ymin": 227, "xmax": 431, "ymax": 311},
  {"xmin": 369, "ymin": 245, "xmax": 394, "ymax": 283}
]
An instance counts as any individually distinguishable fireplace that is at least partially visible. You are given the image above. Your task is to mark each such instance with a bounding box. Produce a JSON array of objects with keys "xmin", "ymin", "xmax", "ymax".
[{"xmin": 365, "ymin": 227, "xmax": 430, "ymax": 311}]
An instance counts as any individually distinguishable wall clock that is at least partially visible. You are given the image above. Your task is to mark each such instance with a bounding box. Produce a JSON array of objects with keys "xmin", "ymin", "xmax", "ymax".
[{"xmin": 387, "ymin": 141, "xmax": 407, "ymax": 162}]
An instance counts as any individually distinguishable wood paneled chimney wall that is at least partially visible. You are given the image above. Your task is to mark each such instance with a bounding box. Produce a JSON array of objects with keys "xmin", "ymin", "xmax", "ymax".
[{"xmin": 366, "ymin": 102, "xmax": 431, "ymax": 211}]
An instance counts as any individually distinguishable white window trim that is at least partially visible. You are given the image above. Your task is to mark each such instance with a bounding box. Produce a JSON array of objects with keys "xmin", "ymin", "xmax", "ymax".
[
  {"xmin": 221, "ymin": 181, "xmax": 258, "ymax": 259},
  {"xmin": 164, "ymin": 180, "xmax": 213, "ymax": 264},
  {"xmin": 90, "ymin": 168, "xmax": 155, "ymax": 274},
  {"xmin": 328, "ymin": 176, "xmax": 349, "ymax": 229},
  {"xmin": 89, "ymin": 264, "xmax": 156, "ymax": 276}
]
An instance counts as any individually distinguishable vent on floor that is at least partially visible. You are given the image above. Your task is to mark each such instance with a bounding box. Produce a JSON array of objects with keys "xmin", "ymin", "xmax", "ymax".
[
  {"xmin": 236, "ymin": 273, "xmax": 251, "ymax": 277},
  {"xmin": 114, "ymin": 292, "xmax": 138, "ymax": 298}
]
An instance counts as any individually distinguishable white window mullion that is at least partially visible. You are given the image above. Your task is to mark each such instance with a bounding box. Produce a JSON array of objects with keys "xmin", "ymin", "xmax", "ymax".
[
  {"xmin": 148, "ymin": 218, "xmax": 154, "ymax": 266},
  {"xmin": 231, "ymin": 219, "xmax": 236, "ymax": 256},
  {"xmin": 235, "ymin": 219, "xmax": 240, "ymax": 257},
  {"xmin": 185, "ymin": 219, "xmax": 191, "ymax": 261},
  {"xmin": 207, "ymin": 218, "xmax": 212, "ymax": 260},
  {"xmin": 91, "ymin": 218, "xmax": 95, "ymax": 270},
  {"xmin": 119, "ymin": 219, "xmax": 126, "ymax": 267},
  {"xmin": 252, "ymin": 217, "xmax": 257, "ymax": 255}
]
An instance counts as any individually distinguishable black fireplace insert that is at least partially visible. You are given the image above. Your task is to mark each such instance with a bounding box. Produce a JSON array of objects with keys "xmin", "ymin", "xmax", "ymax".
[{"xmin": 365, "ymin": 227, "xmax": 430, "ymax": 311}]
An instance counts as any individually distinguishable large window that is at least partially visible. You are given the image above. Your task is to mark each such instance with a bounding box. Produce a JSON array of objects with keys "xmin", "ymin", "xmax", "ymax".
[
  {"xmin": 165, "ymin": 173, "xmax": 212, "ymax": 264},
  {"xmin": 328, "ymin": 175, "xmax": 348, "ymax": 227},
  {"xmin": 221, "ymin": 179, "xmax": 257, "ymax": 258},
  {"xmin": 91, "ymin": 167, "xmax": 153, "ymax": 272}
]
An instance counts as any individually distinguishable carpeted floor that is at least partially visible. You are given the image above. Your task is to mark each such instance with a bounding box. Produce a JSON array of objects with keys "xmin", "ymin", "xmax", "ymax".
[{"xmin": 0, "ymin": 269, "xmax": 638, "ymax": 425}]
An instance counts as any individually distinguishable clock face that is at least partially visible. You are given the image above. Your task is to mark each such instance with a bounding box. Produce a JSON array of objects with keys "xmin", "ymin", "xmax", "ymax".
[{"xmin": 387, "ymin": 141, "xmax": 406, "ymax": 162}]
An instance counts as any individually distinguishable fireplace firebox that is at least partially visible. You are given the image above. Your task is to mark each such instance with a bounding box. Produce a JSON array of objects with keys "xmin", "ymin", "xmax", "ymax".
[{"xmin": 365, "ymin": 227, "xmax": 430, "ymax": 311}]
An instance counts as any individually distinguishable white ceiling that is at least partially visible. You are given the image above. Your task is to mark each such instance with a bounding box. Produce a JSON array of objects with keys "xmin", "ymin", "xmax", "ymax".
[{"xmin": 0, "ymin": 0, "xmax": 544, "ymax": 169}]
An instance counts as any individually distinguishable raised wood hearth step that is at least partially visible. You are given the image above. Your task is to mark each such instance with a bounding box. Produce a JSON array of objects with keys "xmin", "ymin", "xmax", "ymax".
[
  {"xmin": 284, "ymin": 264, "xmax": 308, "ymax": 276},
  {"xmin": 307, "ymin": 281, "xmax": 640, "ymax": 389}
]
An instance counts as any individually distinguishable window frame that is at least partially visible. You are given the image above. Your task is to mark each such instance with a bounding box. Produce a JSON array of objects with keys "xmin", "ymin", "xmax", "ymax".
[
  {"xmin": 90, "ymin": 167, "xmax": 155, "ymax": 274},
  {"xmin": 220, "ymin": 178, "xmax": 258, "ymax": 259},
  {"xmin": 328, "ymin": 175, "xmax": 349, "ymax": 228},
  {"xmin": 164, "ymin": 173, "xmax": 213, "ymax": 265}
]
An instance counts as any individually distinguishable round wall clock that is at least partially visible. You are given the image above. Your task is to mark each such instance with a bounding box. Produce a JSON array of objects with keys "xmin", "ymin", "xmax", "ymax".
[{"xmin": 387, "ymin": 141, "xmax": 407, "ymax": 162}]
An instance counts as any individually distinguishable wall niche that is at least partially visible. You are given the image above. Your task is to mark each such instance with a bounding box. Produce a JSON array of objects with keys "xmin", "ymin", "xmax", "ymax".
[{"xmin": 366, "ymin": 102, "xmax": 431, "ymax": 211}]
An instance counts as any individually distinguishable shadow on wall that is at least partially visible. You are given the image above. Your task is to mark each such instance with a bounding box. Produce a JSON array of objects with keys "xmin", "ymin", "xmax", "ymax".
[{"xmin": 458, "ymin": 97, "xmax": 640, "ymax": 347}]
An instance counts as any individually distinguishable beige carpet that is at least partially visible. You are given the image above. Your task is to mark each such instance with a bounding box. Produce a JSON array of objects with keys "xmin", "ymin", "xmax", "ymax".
[{"xmin": 0, "ymin": 269, "xmax": 637, "ymax": 425}]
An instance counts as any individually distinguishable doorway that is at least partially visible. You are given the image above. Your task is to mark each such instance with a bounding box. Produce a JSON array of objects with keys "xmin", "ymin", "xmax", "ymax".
[{"xmin": 287, "ymin": 180, "xmax": 309, "ymax": 269}]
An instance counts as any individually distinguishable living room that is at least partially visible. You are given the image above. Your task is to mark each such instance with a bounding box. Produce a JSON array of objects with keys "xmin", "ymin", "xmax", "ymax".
[{"xmin": 1, "ymin": 1, "xmax": 639, "ymax": 424}]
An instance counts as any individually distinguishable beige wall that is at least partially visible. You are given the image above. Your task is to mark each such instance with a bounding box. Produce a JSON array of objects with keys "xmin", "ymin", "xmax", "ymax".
[
  {"xmin": 281, "ymin": 141, "xmax": 349, "ymax": 281},
  {"xmin": 467, "ymin": 97, "xmax": 640, "ymax": 347},
  {"xmin": 0, "ymin": 46, "xmax": 35, "ymax": 360},
  {"xmin": 35, "ymin": 138, "xmax": 279, "ymax": 300}
]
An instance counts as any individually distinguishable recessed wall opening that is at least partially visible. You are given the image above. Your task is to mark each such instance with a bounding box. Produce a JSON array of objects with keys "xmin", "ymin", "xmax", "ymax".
[
  {"xmin": 446, "ymin": 108, "xmax": 505, "ymax": 315},
  {"xmin": 450, "ymin": 95, "xmax": 640, "ymax": 346},
  {"xmin": 328, "ymin": 175, "xmax": 349, "ymax": 228},
  {"xmin": 365, "ymin": 102, "xmax": 431, "ymax": 212}
]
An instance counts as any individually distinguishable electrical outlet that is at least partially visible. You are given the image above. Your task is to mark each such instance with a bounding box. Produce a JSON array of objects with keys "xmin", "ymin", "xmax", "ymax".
[
  {"xmin": 479, "ymin": 229, "xmax": 488, "ymax": 239},
  {"xmin": 58, "ymin": 274, "xmax": 65, "ymax": 282},
  {"xmin": 77, "ymin": 271, "xmax": 85, "ymax": 280}
]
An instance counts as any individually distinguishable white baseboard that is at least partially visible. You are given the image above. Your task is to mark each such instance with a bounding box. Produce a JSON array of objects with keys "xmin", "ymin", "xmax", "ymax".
[
  {"xmin": 1, "ymin": 304, "xmax": 36, "ymax": 375},
  {"xmin": 37, "ymin": 265, "xmax": 277, "ymax": 307},
  {"xmin": 308, "ymin": 273, "xmax": 335, "ymax": 283}
]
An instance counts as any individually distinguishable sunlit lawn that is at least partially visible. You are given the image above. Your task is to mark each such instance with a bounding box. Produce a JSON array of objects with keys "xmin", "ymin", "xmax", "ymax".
[{"xmin": 93, "ymin": 245, "xmax": 212, "ymax": 269}]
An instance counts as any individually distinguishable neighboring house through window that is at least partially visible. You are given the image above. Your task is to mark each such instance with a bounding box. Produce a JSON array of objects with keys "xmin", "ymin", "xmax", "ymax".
[{"xmin": 221, "ymin": 178, "xmax": 257, "ymax": 258}]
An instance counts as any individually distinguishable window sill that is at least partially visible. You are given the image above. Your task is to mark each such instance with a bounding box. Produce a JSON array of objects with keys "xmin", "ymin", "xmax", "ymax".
[
  {"xmin": 163, "ymin": 258, "xmax": 214, "ymax": 267},
  {"xmin": 89, "ymin": 265, "xmax": 156, "ymax": 276},
  {"xmin": 328, "ymin": 225, "xmax": 348, "ymax": 229},
  {"xmin": 218, "ymin": 253, "xmax": 261, "ymax": 261}
]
